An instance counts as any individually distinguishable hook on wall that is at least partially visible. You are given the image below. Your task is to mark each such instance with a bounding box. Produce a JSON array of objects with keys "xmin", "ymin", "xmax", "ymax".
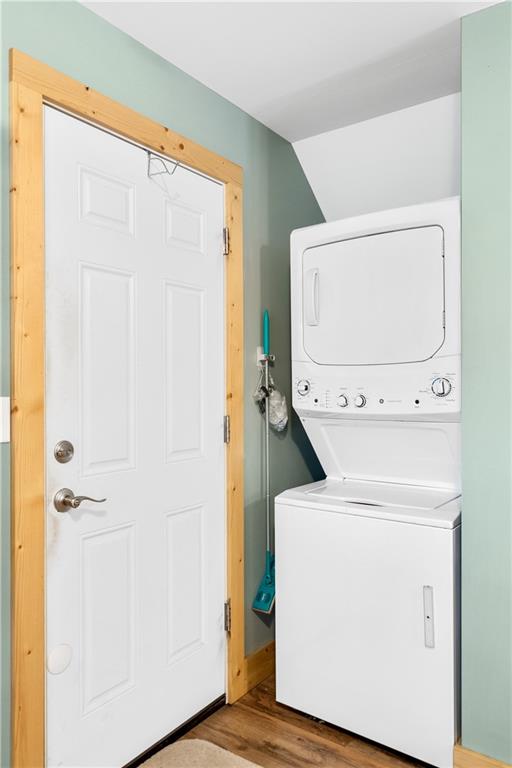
[{"xmin": 147, "ymin": 150, "xmax": 180, "ymax": 178}]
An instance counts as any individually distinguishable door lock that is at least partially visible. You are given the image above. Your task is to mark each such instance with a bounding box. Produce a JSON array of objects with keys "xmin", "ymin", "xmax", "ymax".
[
  {"xmin": 54, "ymin": 440, "xmax": 74, "ymax": 464},
  {"xmin": 53, "ymin": 488, "xmax": 107, "ymax": 513}
]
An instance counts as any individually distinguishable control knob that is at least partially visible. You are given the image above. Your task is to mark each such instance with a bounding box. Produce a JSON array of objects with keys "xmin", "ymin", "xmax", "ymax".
[
  {"xmin": 354, "ymin": 394, "xmax": 367, "ymax": 408},
  {"xmin": 431, "ymin": 378, "xmax": 452, "ymax": 397},
  {"xmin": 337, "ymin": 394, "xmax": 348, "ymax": 408},
  {"xmin": 296, "ymin": 379, "xmax": 311, "ymax": 396}
]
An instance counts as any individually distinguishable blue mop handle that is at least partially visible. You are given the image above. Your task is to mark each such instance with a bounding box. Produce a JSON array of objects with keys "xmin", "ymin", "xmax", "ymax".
[
  {"xmin": 265, "ymin": 550, "xmax": 273, "ymax": 584},
  {"xmin": 263, "ymin": 310, "xmax": 270, "ymax": 356}
]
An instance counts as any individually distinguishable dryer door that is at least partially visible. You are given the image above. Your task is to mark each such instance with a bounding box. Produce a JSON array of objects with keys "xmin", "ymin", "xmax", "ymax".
[{"xmin": 302, "ymin": 226, "xmax": 445, "ymax": 365}]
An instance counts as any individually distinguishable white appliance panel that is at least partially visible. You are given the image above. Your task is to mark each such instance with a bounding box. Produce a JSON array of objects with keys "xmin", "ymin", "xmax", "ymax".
[
  {"xmin": 302, "ymin": 479, "xmax": 458, "ymax": 512},
  {"xmin": 302, "ymin": 226, "xmax": 445, "ymax": 366},
  {"xmin": 292, "ymin": 355, "xmax": 460, "ymax": 419},
  {"xmin": 275, "ymin": 500, "xmax": 459, "ymax": 768},
  {"xmin": 291, "ymin": 198, "xmax": 460, "ymax": 378},
  {"xmin": 301, "ymin": 417, "xmax": 460, "ymax": 488},
  {"xmin": 278, "ymin": 481, "xmax": 461, "ymax": 528}
]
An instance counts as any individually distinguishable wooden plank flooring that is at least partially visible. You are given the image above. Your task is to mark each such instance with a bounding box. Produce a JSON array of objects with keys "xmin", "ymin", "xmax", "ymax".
[{"xmin": 181, "ymin": 676, "xmax": 427, "ymax": 767}]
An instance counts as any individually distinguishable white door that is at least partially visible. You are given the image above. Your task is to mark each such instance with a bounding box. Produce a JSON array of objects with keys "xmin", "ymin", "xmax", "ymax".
[{"xmin": 45, "ymin": 106, "xmax": 226, "ymax": 768}]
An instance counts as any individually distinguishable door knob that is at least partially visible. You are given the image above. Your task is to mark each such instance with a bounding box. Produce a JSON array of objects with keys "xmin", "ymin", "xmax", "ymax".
[{"xmin": 53, "ymin": 487, "xmax": 107, "ymax": 513}]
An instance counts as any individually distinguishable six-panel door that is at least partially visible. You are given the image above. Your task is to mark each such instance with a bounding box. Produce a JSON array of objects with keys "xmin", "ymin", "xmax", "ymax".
[{"xmin": 45, "ymin": 106, "xmax": 226, "ymax": 767}]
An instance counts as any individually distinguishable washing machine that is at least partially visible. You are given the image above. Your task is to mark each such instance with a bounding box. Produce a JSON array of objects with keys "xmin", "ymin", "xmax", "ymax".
[{"xmin": 275, "ymin": 198, "xmax": 461, "ymax": 768}]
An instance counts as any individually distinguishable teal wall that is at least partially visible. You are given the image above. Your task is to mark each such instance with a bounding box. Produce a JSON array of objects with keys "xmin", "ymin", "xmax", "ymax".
[
  {"xmin": 461, "ymin": 3, "xmax": 512, "ymax": 763},
  {"xmin": 0, "ymin": 1, "xmax": 324, "ymax": 763}
]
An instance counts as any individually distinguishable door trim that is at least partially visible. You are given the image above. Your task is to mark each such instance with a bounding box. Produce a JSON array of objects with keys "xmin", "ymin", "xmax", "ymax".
[{"xmin": 10, "ymin": 48, "xmax": 247, "ymax": 768}]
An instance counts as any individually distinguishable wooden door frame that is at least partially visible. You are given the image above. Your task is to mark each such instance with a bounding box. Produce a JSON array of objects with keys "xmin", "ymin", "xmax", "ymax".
[{"xmin": 10, "ymin": 49, "xmax": 256, "ymax": 767}]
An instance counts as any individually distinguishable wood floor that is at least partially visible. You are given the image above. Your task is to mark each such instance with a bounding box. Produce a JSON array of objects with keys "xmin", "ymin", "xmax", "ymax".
[{"xmin": 181, "ymin": 676, "xmax": 428, "ymax": 768}]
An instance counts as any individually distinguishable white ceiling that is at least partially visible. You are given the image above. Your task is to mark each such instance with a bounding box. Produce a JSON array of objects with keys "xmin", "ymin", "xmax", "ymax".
[{"xmin": 84, "ymin": 1, "xmax": 498, "ymax": 142}]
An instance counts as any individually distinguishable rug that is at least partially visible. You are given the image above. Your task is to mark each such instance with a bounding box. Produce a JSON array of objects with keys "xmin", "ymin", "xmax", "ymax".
[{"xmin": 141, "ymin": 739, "xmax": 262, "ymax": 768}]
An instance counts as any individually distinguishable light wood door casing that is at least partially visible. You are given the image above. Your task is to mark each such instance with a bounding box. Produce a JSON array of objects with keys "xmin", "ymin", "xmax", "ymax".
[{"xmin": 10, "ymin": 49, "xmax": 250, "ymax": 768}]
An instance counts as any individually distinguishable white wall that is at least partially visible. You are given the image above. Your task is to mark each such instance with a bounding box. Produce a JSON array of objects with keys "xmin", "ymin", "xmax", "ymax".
[{"xmin": 293, "ymin": 93, "xmax": 460, "ymax": 221}]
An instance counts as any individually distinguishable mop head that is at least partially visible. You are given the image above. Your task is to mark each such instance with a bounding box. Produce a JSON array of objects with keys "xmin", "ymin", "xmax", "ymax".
[
  {"xmin": 253, "ymin": 370, "xmax": 288, "ymax": 432},
  {"xmin": 252, "ymin": 552, "xmax": 275, "ymax": 615}
]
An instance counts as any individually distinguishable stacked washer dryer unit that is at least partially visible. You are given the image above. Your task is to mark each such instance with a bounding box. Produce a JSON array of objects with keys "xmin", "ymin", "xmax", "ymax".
[{"xmin": 275, "ymin": 198, "xmax": 460, "ymax": 768}]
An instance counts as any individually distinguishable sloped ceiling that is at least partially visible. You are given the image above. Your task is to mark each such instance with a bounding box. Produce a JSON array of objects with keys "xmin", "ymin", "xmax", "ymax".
[{"xmin": 83, "ymin": 1, "xmax": 496, "ymax": 141}]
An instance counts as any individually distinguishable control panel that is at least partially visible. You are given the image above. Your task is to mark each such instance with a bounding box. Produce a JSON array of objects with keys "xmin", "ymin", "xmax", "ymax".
[{"xmin": 293, "ymin": 360, "xmax": 460, "ymax": 418}]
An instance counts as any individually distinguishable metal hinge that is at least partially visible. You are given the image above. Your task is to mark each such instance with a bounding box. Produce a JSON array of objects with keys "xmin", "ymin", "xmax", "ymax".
[
  {"xmin": 224, "ymin": 414, "xmax": 231, "ymax": 444},
  {"xmin": 223, "ymin": 227, "xmax": 230, "ymax": 256},
  {"xmin": 224, "ymin": 598, "xmax": 232, "ymax": 632}
]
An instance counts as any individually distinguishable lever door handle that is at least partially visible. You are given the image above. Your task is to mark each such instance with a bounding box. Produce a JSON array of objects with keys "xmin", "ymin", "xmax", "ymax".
[{"xmin": 54, "ymin": 487, "xmax": 107, "ymax": 513}]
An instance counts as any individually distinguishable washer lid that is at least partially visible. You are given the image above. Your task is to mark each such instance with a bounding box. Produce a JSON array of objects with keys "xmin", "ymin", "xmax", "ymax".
[
  {"xmin": 276, "ymin": 479, "xmax": 461, "ymax": 529},
  {"xmin": 306, "ymin": 478, "xmax": 457, "ymax": 509}
]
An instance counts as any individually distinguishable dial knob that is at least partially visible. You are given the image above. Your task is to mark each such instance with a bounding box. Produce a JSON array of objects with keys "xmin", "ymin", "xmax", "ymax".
[
  {"xmin": 354, "ymin": 394, "xmax": 367, "ymax": 408},
  {"xmin": 296, "ymin": 379, "xmax": 311, "ymax": 396},
  {"xmin": 337, "ymin": 394, "xmax": 348, "ymax": 408},
  {"xmin": 431, "ymin": 377, "xmax": 452, "ymax": 397}
]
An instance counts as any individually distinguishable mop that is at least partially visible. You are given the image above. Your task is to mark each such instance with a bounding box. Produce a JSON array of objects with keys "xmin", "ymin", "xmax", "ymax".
[{"xmin": 252, "ymin": 310, "xmax": 287, "ymax": 615}]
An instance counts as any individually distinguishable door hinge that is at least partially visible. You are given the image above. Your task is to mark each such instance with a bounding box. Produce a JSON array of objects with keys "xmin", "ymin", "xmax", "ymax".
[
  {"xmin": 224, "ymin": 598, "xmax": 232, "ymax": 632},
  {"xmin": 224, "ymin": 414, "xmax": 231, "ymax": 444},
  {"xmin": 223, "ymin": 227, "xmax": 230, "ymax": 256}
]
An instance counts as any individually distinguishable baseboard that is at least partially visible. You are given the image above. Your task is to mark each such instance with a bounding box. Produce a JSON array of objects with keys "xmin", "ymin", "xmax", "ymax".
[
  {"xmin": 244, "ymin": 641, "xmax": 275, "ymax": 692},
  {"xmin": 454, "ymin": 744, "xmax": 512, "ymax": 768}
]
